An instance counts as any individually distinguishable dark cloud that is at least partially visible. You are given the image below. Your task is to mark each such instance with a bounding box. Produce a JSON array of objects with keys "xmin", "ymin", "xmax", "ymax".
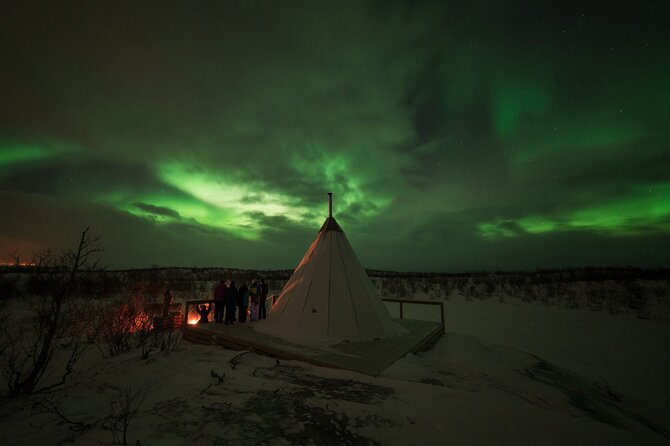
[
  {"xmin": 132, "ymin": 202, "xmax": 180, "ymax": 219},
  {"xmin": 0, "ymin": 157, "xmax": 159, "ymax": 195}
]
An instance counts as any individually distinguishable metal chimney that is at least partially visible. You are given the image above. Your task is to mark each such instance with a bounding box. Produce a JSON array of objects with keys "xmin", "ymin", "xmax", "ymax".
[{"xmin": 328, "ymin": 192, "xmax": 333, "ymax": 218}]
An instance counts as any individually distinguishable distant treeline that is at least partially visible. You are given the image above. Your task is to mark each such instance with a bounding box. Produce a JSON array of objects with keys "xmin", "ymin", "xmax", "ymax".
[
  {"xmin": 0, "ymin": 266, "xmax": 292, "ymax": 301},
  {"xmin": 1, "ymin": 265, "xmax": 668, "ymax": 320},
  {"xmin": 370, "ymin": 267, "xmax": 670, "ymax": 320},
  {"xmin": 367, "ymin": 266, "xmax": 670, "ymax": 281}
]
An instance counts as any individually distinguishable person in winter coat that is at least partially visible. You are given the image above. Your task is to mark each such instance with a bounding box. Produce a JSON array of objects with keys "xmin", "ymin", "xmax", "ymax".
[
  {"xmin": 249, "ymin": 280, "xmax": 260, "ymax": 322},
  {"xmin": 196, "ymin": 303, "xmax": 211, "ymax": 324},
  {"xmin": 224, "ymin": 281, "xmax": 239, "ymax": 325},
  {"xmin": 160, "ymin": 289, "xmax": 175, "ymax": 329},
  {"xmin": 213, "ymin": 280, "xmax": 227, "ymax": 323},
  {"xmin": 259, "ymin": 279, "xmax": 269, "ymax": 319},
  {"xmin": 238, "ymin": 283, "xmax": 249, "ymax": 323}
]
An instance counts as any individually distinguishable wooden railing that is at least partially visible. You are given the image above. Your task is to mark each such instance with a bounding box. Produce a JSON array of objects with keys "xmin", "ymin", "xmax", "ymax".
[
  {"xmin": 381, "ymin": 298, "xmax": 445, "ymax": 333},
  {"xmin": 145, "ymin": 302, "xmax": 183, "ymax": 329},
  {"xmin": 184, "ymin": 298, "xmax": 445, "ymax": 333}
]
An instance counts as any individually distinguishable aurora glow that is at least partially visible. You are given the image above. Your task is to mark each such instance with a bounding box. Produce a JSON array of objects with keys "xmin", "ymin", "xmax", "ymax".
[
  {"xmin": 0, "ymin": 142, "xmax": 74, "ymax": 168},
  {"xmin": 479, "ymin": 183, "xmax": 670, "ymax": 238},
  {"xmin": 0, "ymin": 1, "xmax": 668, "ymax": 270}
]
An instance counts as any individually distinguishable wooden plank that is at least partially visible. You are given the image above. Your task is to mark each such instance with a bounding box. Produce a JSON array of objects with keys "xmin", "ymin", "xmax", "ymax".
[
  {"xmin": 381, "ymin": 298, "xmax": 443, "ymax": 306},
  {"xmin": 184, "ymin": 318, "xmax": 443, "ymax": 376}
]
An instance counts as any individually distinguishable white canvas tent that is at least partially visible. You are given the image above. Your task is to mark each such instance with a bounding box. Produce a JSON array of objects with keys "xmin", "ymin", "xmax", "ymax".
[{"xmin": 259, "ymin": 193, "xmax": 406, "ymax": 343}]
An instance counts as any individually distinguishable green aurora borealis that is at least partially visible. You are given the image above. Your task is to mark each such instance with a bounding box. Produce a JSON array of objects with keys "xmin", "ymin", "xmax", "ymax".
[{"xmin": 1, "ymin": 1, "xmax": 668, "ymax": 270}]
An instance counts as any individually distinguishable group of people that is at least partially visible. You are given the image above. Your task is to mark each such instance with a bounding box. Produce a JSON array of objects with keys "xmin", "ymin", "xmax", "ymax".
[{"xmin": 196, "ymin": 279, "xmax": 269, "ymax": 325}]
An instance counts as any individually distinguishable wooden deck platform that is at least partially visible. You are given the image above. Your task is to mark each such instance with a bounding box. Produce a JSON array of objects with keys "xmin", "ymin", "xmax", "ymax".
[{"xmin": 184, "ymin": 318, "xmax": 443, "ymax": 376}]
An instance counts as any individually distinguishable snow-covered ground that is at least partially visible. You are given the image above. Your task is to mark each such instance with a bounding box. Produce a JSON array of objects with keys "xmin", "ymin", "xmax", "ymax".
[{"xmin": 1, "ymin": 297, "xmax": 669, "ymax": 445}]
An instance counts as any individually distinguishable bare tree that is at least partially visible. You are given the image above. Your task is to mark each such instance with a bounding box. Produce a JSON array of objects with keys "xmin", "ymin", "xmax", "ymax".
[
  {"xmin": 9, "ymin": 249, "xmax": 21, "ymax": 267},
  {"xmin": 103, "ymin": 384, "xmax": 147, "ymax": 446},
  {"xmin": 0, "ymin": 228, "xmax": 103, "ymax": 396}
]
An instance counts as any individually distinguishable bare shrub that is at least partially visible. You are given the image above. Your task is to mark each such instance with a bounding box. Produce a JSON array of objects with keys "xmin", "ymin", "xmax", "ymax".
[
  {"xmin": 586, "ymin": 284, "xmax": 604, "ymax": 311},
  {"xmin": 200, "ymin": 370, "xmax": 226, "ymax": 394},
  {"xmin": 135, "ymin": 312, "xmax": 183, "ymax": 360},
  {"xmin": 135, "ymin": 286, "xmax": 183, "ymax": 359},
  {"xmin": 93, "ymin": 282, "xmax": 182, "ymax": 360},
  {"xmin": 623, "ymin": 281, "xmax": 650, "ymax": 318},
  {"xmin": 430, "ymin": 284, "xmax": 443, "ymax": 300},
  {"xmin": 0, "ymin": 301, "xmax": 9, "ymax": 356},
  {"xmin": 602, "ymin": 282, "xmax": 623, "ymax": 314},
  {"xmin": 565, "ymin": 288, "xmax": 580, "ymax": 309},
  {"xmin": 0, "ymin": 274, "xmax": 25, "ymax": 300},
  {"xmin": 103, "ymin": 384, "xmax": 147, "ymax": 446},
  {"xmin": 2, "ymin": 297, "xmax": 94, "ymax": 396},
  {"xmin": 0, "ymin": 228, "xmax": 102, "ymax": 396},
  {"xmin": 520, "ymin": 282, "xmax": 534, "ymax": 303},
  {"xmin": 463, "ymin": 277, "xmax": 485, "ymax": 300},
  {"xmin": 33, "ymin": 394, "xmax": 93, "ymax": 433},
  {"xmin": 94, "ymin": 294, "xmax": 145, "ymax": 358}
]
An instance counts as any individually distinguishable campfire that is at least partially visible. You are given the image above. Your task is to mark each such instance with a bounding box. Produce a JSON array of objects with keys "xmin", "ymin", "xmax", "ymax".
[{"xmin": 184, "ymin": 301, "xmax": 215, "ymax": 325}]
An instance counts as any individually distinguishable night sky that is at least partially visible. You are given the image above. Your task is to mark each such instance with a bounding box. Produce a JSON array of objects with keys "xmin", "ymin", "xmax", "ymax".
[{"xmin": 1, "ymin": 1, "xmax": 668, "ymax": 271}]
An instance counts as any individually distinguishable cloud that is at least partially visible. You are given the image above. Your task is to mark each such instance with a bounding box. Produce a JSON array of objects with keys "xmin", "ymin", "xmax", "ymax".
[
  {"xmin": 132, "ymin": 202, "xmax": 181, "ymax": 219},
  {"xmin": 0, "ymin": 1, "xmax": 669, "ymax": 269}
]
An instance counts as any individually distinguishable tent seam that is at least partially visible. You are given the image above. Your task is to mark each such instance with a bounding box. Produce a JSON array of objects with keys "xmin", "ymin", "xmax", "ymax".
[
  {"xmin": 346, "ymin": 238, "xmax": 387, "ymax": 334},
  {"xmin": 300, "ymin": 233, "xmax": 325, "ymax": 314},
  {"xmin": 338, "ymin": 234, "xmax": 361, "ymax": 340},
  {"xmin": 327, "ymin": 232, "xmax": 333, "ymax": 336}
]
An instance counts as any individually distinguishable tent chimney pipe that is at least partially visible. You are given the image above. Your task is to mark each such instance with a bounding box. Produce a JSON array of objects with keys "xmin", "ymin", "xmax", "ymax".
[{"xmin": 328, "ymin": 192, "xmax": 333, "ymax": 218}]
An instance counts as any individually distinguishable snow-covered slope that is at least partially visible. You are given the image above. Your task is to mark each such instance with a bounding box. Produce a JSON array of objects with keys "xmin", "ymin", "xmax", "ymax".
[{"xmin": 1, "ymin": 297, "xmax": 668, "ymax": 445}]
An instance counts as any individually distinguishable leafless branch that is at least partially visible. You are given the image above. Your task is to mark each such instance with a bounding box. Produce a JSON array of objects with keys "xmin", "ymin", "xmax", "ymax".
[
  {"xmin": 32, "ymin": 395, "xmax": 91, "ymax": 432},
  {"xmin": 9, "ymin": 249, "xmax": 20, "ymax": 267},
  {"xmin": 103, "ymin": 384, "xmax": 147, "ymax": 446},
  {"xmin": 0, "ymin": 227, "xmax": 104, "ymax": 396}
]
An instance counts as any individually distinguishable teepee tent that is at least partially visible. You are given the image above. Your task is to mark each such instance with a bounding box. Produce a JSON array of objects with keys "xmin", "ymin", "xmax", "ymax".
[{"xmin": 260, "ymin": 193, "xmax": 405, "ymax": 343}]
